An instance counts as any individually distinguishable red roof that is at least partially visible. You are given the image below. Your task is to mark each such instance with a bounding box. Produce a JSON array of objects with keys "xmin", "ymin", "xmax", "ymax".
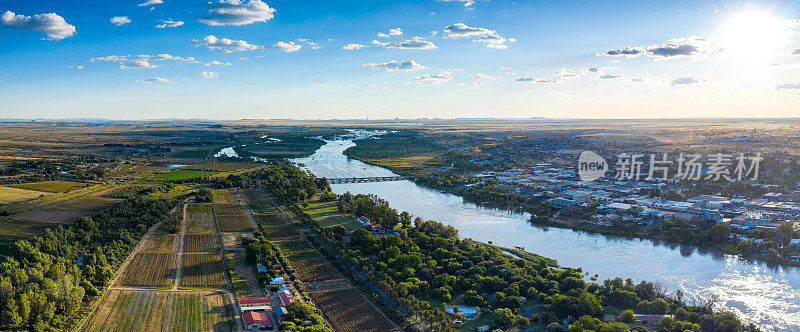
[
  {"xmin": 239, "ymin": 297, "xmax": 270, "ymax": 305},
  {"xmin": 242, "ymin": 311, "xmax": 271, "ymax": 326},
  {"xmin": 278, "ymin": 292, "xmax": 293, "ymax": 306}
]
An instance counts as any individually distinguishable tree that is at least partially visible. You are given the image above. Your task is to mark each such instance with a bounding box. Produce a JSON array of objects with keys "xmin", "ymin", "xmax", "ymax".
[
  {"xmin": 492, "ymin": 308, "xmax": 515, "ymax": 328},
  {"xmin": 659, "ymin": 316, "xmax": 674, "ymax": 330},
  {"xmin": 620, "ymin": 310, "xmax": 635, "ymax": 323}
]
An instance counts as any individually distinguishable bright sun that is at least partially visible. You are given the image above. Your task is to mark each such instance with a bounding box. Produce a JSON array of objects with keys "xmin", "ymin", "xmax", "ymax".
[{"xmin": 717, "ymin": 10, "xmax": 788, "ymax": 63}]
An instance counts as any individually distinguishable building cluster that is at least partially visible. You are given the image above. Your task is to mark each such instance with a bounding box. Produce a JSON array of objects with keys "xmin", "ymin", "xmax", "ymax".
[{"xmin": 237, "ymin": 269, "xmax": 297, "ymax": 330}]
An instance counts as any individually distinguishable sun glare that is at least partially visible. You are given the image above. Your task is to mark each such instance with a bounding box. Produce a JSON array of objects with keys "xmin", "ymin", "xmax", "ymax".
[{"xmin": 717, "ymin": 10, "xmax": 788, "ymax": 64}]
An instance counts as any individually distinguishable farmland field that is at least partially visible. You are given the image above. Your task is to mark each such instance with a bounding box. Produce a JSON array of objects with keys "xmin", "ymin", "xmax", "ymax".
[
  {"xmin": 246, "ymin": 202, "xmax": 279, "ymax": 214},
  {"xmin": 184, "ymin": 234, "xmax": 221, "ymax": 252},
  {"xmin": 216, "ymin": 214, "xmax": 253, "ymax": 233},
  {"xmin": 0, "ymin": 186, "xmax": 47, "ymax": 204},
  {"xmin": 14, "ymin": 196, "xmax": 121, "ymax": 224},
  {"xmin": 140, "ymin": 234, "xmax": 176, "ymax": 252},
  {"xmin": 277, "ymin": 239, "xmax": 321, "ymax": 260},
  {"xmin": 292, "ymin": 258, "xmax": 342, "ymax": 282},
  {"xmin": 121, "ymin": 253, "xmax": 177, "ymax": 288},
  {"xmin": 153, "ymin": 169, "xmax": 218, "ymax": 180},
  {"xmin": 187, "ymin": 162, "xmax": 263, "ymax": 172},
  {"xmin": 213, "ymin": 202, "xmax": 246, "ymax": 215},
  {"xmin": 0, "ymin": 219, "xmax": 51, "ymax": 255},
  {"xmin": 261, "ymin": 225, "xmax": 301, "ymax": 240},
  {"xmin": 181, "ymin": 253, "xmax": 227, "ymax": 288},
  {"xmin": 80, "ymin": 290, "xmax": 234, "ymax": 332},
  {"xmin": 310, "ymin": 289, "xmax": 399, "ymax": 332},
  {"xmin": 240, "ymin": 188, "xmax": 270, "ymax": 203},
  {"xmin": 9, "ymin": 180, "xmax": 91, "ymax": 193},
  {"xmin": 253, "ymin": 213, "xmax": 290, "ymax": 226},
  {"xmin": 211, "ymin": 189, "xmax": 236, "ymax": 203},
  {"xmin": 186, "ymin": 203, "xmax": 215, "ymax": 234}
]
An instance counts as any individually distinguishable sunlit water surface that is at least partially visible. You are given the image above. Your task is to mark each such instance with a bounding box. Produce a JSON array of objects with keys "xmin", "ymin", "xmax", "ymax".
[{"xmin": 292, "ymin": 139, "xmax": 800, "ymax": 331}]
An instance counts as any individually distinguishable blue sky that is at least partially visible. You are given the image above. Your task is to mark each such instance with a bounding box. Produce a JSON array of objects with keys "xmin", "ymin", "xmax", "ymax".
[{"xmin": 1, "ymin": 0, "xmax": 800, "ymax": 119}]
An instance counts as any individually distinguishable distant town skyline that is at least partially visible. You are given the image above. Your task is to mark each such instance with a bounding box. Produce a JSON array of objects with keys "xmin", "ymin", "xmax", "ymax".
[{"xmin": 1, "ymin": 0, "xmax": 800, "ymax": 119}]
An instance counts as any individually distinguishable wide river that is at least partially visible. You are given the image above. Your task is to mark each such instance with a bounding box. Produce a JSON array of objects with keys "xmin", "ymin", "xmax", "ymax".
[{"xmin": 292, "ymin": 138, "xmax": 800, "ymax": 331}]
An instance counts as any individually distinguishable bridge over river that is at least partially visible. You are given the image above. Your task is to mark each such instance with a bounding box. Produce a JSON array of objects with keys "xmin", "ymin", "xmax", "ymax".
[{"xmin": 326, "ymin": 176, "xmax": 405, "ymax": 184}]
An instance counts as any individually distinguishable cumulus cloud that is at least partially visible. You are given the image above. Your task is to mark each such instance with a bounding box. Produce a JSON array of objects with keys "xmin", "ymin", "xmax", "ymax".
[
  {"xmin": 444, "ymin": 23, "xmax": 513, "ymax": 49},
  {"xmin": 138, "ymin": 0, "xmax": 164, "ymax": 6},
  {"xmin": 130, "ymin": 77, "xmax": 170, "ymax": 84},
  {"xmin": 599, "ymin": 36, "xmax": 709, "ymax": 59},
  {"xmin": 600, "ymin": 74, "xmax": 621, "ymax": 79},
  {"xmin": 196, "ymin": 71, "xmax": 218, "ymax": 78},
  {"xmin": 386, "ymin": 37, "xmax": 437, "ymax": 49},
  {"xmin": 120, "ymin": 60, "xmax": 158, "ymax": 69},
  {"xmin": 205, "ymin": 60, "xmax": 232, "ymax": 66},
  {"xmin": 365, "ymin": 60, "xmax": 426, "ymax": 72},
  {"xmin": 458, "ymin": 82, "xmax": 483, "ymax": 87},
  {"xmin": 156, "ymin": 20, "xmax": 183, "ymax": 28},
  {"xmin": 342, "ymin": 43, "xmax": 366, "ymax": 50},
  {"xmin": 1, "ymin": 10, "xmax": 76, "ymax": 40},
  {"xmin": 672, "ymin": 77, "xmax": 699, "ymax": 85},
  {"xmin": 68, "ymin": 65, "xmax": 84, "ymax": 70},
  {"xmin": 476, "ymin": 73, "xmax": 500, "ymax": 79},
  {"xmin": 110, "ymin": 16, "xmax": 131, "ymax": 26},
  {"xmin": 193, "ymin": 35, "xmax": 261, "ymax": 51},
  {"xmin": 199, "ymin": 0, "xmax": 275, "ymax": 26},
  {"xmin": 413, "ymin": 72, "xmax": 453, "ymax": 85},
  {"xmin": 270, "ymin": 41, "xmax": 301, "ymax": 52},
  {"xmin": 776, "ymin": 82, "xmax": 800, "ymax": 89},
  {"xmin": 516, "ymin": 77, "xmax": 552, "ymax": 83},
  {"xmin": 377, "ymin": 28, "xmax": 403, "ymax": 38}
]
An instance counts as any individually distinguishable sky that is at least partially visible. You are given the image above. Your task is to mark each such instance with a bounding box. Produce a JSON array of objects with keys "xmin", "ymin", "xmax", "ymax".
[{"xmin": 1, "ymin": 0, "xmax": 800, "ymax": 120}]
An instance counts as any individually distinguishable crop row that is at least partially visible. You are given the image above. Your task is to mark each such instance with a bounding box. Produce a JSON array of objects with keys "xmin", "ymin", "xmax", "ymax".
[
  {"xmin": 310, "ymin": 289, "xmax": 399, "ymax": 332},
  {"xmin": 121, "ymin": 253, "xmax": 177, "ymax": 288}
]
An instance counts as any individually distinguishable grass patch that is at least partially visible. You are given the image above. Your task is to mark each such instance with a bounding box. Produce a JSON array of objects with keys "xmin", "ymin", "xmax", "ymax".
[
  {"xmin": 10, "ymin": 180, "xmax": 91, "ymax": 193},
  {"xmin": 303, "ymin": 199, "xmax": 363, "ymax": 232},
  {"xmin": 247, "ymin": 202, "xmax": 279, "ymax": 214},
  {"xmin": 153, "ymin": 169, "xmax": 219, "ymax": 180},
  {"xmin": 0, "ymin": 219, "xmax": 52, "ymax": 255},
  {"xmin": 0, "ymin": 186, "xmax": 48, "ymax": 204}
]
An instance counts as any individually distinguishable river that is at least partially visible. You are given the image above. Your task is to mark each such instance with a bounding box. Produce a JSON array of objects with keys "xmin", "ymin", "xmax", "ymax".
[{"xmin": 292, "ymin": 137, "xmax": 800, "ymax": 331}]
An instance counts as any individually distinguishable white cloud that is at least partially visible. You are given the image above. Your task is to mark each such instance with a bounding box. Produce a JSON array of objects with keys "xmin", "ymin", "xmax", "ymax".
[
  {"xmin": 120, "ymin": 60, "xmax": 158, "ymax": 69},
  {"xmin": 599, "ymin": 36, "xmax": 710, "ymax": 59},
  {"xmin": 138, "ymin": 0, "xmax": 164, "ymax": 6},
  {"xmin": 776, "ymin": 82, "xmax": 800, "ymax": 89},
  {"xmin": 372, "ymin": 37, "xmax": 436, "ymax": 49},
  {"xmin": 516, "ymin": 77, "xmax": 552, "ymax": 83},
  {"xmin": 413, "ymin": 72, "xmax": 453, "ymax": 85},
  {"xmin": 444, "ymin": 23, "xmax": 513, "ymax": 49},
  {"xmin": 438, "ymin": 0, "xmax": 475, "ymax": 7},
  {"xmin": 196, "ymin": 71, "xmax": 218, "ymax": 78},
  {"xmin": 193, "ymin": 35, "xmax": 261, "ymax": 51},
  {"xmin": 110, "ymin": 16, "xmax": 131, "ymax": 26},
  {"xmin": 270, "ymin": 41, "xmax": 301, "ymax": 52},
  {"xmin": 130, "ymin": 77, "xmax": 170, "ymax": 84},
  {"xmin": 155, "ymin": 20, "xmax": 183, "ymax": 28},
  {"xmin": 68, "ymin": 65, "xmax": 84, "ymax": 70},
  {"xmin": 1, "ymin": 10, "xmax": 76, "ymax": 40},
  {"xmin": 205, "ymin": 60, "xmax": 232, "ymax": 66},
  {"xmin": 199, "ymin": 0, "xmax": 275, "ymax": 26},
  {"xmin": 365, "ymin": 60, "xmax": 426, "ymax": 72},
  {"xmin": 672, "ymin": 77, "xmax": 700, "ymax": 85},
  {"xmin": 476, "ymin": 73, "xmax": 500, "ymax": 80},
  {"xmin": 458, "ymin": 82, "xmax": 483, "ymax": 87},
  {"xmin": 377, "ymin": 28, "xmax": 403, "ymax": 38},
  {"xmin": 342, "ymin": 43, "xmax": 366, "ymax": 50}
]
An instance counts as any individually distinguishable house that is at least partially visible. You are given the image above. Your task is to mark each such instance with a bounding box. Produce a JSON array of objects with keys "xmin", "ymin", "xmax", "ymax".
[
  {"xmin": 238, "ymin": 297, "xmax": 271, "ymax": 312},
  {"xmin": 242, "ymin": 311, "xmax": 272, "ymax": 330},
  {"xmin": 275, "ymin": 306, "xmax": 288, "ymax": 317},
  {"xmin": 279, "ymin": 291, "xmax": 294, "ymax": 306},
  {"xmin": 632, "ymin": 314, "xmax": 673, "ymax": 329},
  {"xmin": 270, "ymin": 277, "xmax": 285, "ymax": 285},
  {"xmin": 477, "ymin": 326, "xmax": 490, "ymax": 332}
]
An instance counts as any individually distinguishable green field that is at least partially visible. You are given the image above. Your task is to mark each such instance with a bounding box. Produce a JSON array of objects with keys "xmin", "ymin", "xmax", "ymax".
[
  {"xmin": 303, "ymin": 199, "xmax": 363, "ymax": 231},
  {"xmin": 247, "ymin": 202, "xmax": 279, "ymax": 214},
  {"xmin": 10, "ymin": 180, "xmax": 91, "ymax": 193},
  {"xmin": 0, "ymin": 186, "xmax": 48, "ymax": 204},
  {"xmin": 0, "ymin": 219, "xmax": 52, "ymax": 255},
  {"xmin": 153, "ymin": 169, "xmax": 219, "ymax": 180},
  {"xmin": 80, "ymin": 290, "xmax": 234, "ymax": 332}
]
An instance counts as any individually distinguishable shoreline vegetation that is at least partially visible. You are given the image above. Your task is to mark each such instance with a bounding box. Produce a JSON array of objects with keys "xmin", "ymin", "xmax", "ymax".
[{"xmin": 341, "ymin": 133, "xmax": 800, "ymax": 269}]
